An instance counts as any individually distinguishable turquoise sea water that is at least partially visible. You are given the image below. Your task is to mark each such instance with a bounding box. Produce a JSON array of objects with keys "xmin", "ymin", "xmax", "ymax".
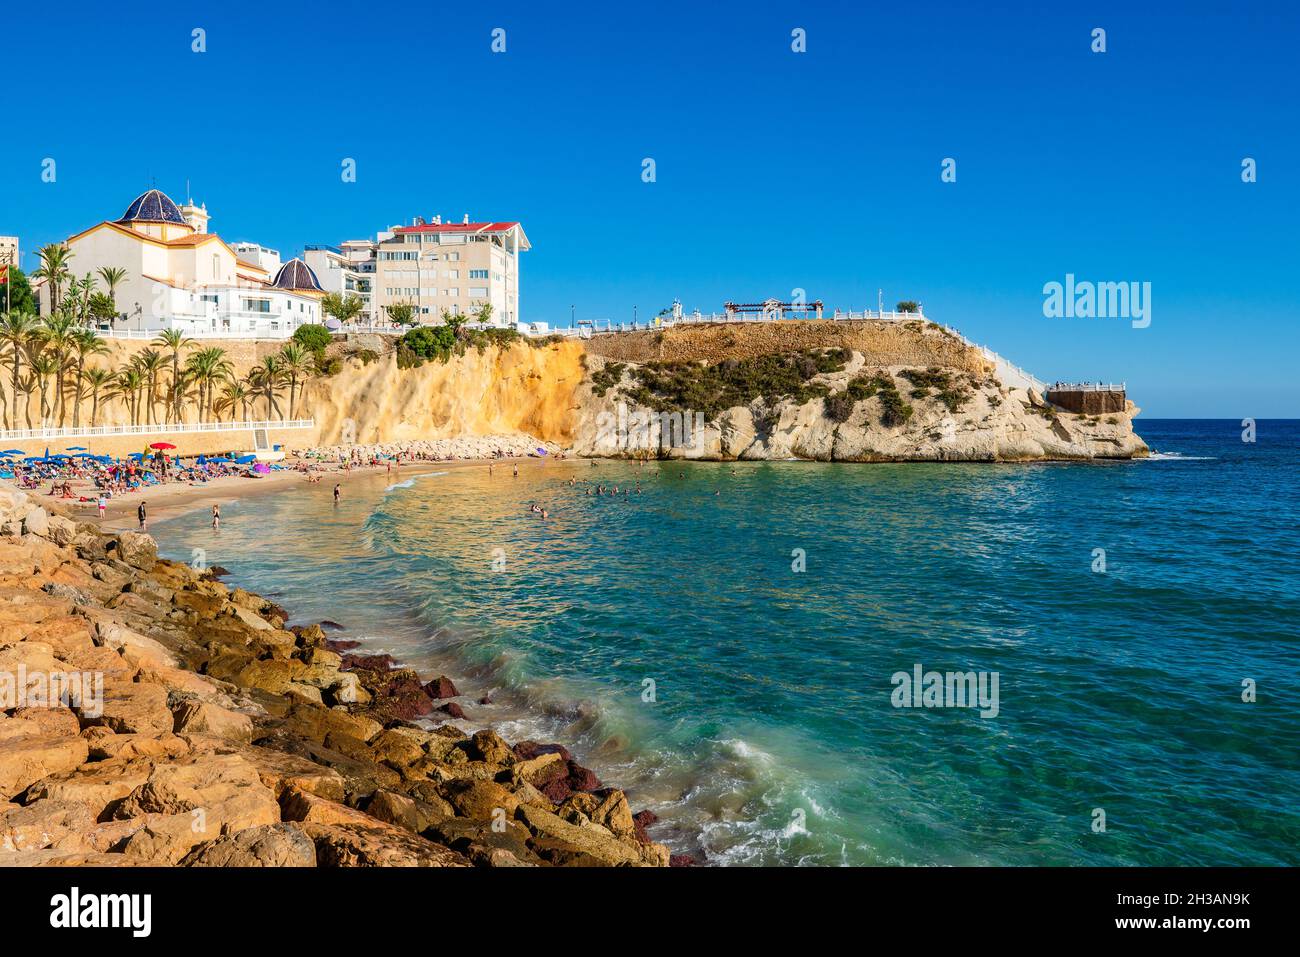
[{"xmin": 153, "ymin": 420, "xmax": 1300, "ymax": 866}]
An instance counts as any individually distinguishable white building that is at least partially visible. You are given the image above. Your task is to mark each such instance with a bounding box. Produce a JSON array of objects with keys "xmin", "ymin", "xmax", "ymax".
[
  {"xmin": 304, "ymin": 240, "xmax": 376, "ymax": 322},
  {"xmin": 372, "ymin": 216, "xmax": 529, "ymax": 327},
  {"xmin": 39, "ymin": 189, "xmax": 325, "ymax": 338}
]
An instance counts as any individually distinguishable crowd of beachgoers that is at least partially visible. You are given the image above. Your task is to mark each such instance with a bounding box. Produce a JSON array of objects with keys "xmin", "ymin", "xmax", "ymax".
[{"xmin": 0, "ymin": 432, "xmax": 563, "ymax": 516}]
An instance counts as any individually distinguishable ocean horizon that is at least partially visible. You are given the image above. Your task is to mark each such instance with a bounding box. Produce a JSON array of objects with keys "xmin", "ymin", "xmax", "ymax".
[{"xmin": 151, "ymin": 419, "xmax": 1300, "ymax": 866}]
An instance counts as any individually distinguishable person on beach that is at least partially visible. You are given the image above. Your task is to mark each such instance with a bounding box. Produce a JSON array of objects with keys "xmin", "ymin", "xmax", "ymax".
[
  {"xmin": 513, "ymin": 464, "xmax": 519, "ymax": 478},
  {"xmin": 488, "ymin": 463, "xmax": 494, "ymax": 476},
  {"xmin": 137, "ymin": 501, "xmax": 147, "ymax": 530},
  {"xmin": 333, "ymin": 483, "xmax": 342, "ymax": 504},
  {"xmin": 97, "ymin": 495, "xmax": 106, "ymax": 519},
  {"xmin": 211, "ymin": 504, "xmax": 221, "ymax": 529}
]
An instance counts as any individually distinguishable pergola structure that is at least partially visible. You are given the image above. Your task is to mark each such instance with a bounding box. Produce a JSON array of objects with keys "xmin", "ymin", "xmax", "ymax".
[{"xmin": 723, "ymin": 298, "xmax": 824, "ymax": 320}]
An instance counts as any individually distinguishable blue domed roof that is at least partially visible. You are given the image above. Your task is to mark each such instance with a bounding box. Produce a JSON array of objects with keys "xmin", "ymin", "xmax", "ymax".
[
  {"xmin": 118, "ymin": 189, "xmax": 186, "ymax": 225},
  {"xmin": 271, "ymin": 258, "xmax": 322, "ymax": 292}
]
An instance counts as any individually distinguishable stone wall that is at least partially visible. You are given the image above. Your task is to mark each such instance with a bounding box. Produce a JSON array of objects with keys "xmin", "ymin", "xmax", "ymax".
[
  {"xmin": 1044, "ymin": 389, "xmax": 1127, "ymax": 415},
  {"xmin": 583, "ymin": 319, "xmax": 991, "ymax": 375}
]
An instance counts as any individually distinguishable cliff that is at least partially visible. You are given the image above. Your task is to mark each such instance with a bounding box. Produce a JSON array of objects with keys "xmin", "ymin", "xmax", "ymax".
[{"xmin": 568, "ymin": 320, "xmax": 1148, "ymax": 462}]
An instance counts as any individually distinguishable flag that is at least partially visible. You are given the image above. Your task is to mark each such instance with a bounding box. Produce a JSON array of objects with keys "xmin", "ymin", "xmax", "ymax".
[{"xmin": 0, "ymin": 265, "xmax": 8, "ymax": 285}]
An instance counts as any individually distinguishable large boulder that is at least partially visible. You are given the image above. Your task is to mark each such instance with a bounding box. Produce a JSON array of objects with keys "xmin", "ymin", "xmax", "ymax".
[
  {"xmin": 301, "ymin": 822, "xmax": 469, "ymax": 867},
  {"xmin": 171, "ymin": 700, "xmax": 254, "ymax": 743},
  {"xmin": 0, "ymin": 736, "xmax": 90, "ymax": 800},
  {"xmin": 180, "ymin": 823, "xmax": 316, "ymax": 867},
  {"xmin": 114, "ymin": 533, "xmax": 158, "ymax": 572}
]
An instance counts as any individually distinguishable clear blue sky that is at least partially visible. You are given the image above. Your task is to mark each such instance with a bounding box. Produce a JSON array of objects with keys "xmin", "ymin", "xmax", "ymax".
[{"xmin": 3, "ymin": 1, "xmax": 1296, "ymax": 416}]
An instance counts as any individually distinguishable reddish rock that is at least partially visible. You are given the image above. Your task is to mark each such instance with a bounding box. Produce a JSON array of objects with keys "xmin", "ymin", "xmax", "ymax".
[
  {"xmin": 376, "ymin": 675, "xmax": 434, "ymax": 720},
  {"xmin": 476, "ymin": 695, "xmax": 493, "ymax": 705},
  {"xmin": 566, "ymin": 761, "xmax": 602, "ymax": 793},
  {"xmin": 325, "ymin": 638, "xmax": 361, "ymax": 652},
  {"xmin": 539, "ymin": 778, "xmax": 572, "ymax": 803},
  {"xmin": 422, "ymin": 675, "xmax": 459, "ymax": 699},
  {"xmin": 340, "ymin": 652, "xmax": 396, "ymax": 672},
  {"xmin": 512, "ymin": 740, "xmax": 572, "ymax": 763},
  {"xmin": 436, "ymin": 702, "xmax": 466, "ymax": 720},
  {"xmin": 669, "ymin": 854, "xmax": 696, "ymax": 867},
  {"xmin": 632, "ymin": 809, "xmax": 658, "ymax": 844}
]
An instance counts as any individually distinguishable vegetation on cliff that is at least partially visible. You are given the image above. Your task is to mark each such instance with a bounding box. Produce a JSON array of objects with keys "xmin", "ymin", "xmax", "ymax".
[{"xmin": 617, "ymin": 348, "xmax": 849, "ymax": 419}]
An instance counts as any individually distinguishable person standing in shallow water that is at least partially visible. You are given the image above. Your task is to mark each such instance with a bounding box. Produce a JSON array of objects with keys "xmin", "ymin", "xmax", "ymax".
[
  {"xmin": 137, "ymin": 501, "xmax": 147, "ymax": 530},
  {"xmin": 211, "ymin": 504, "xmax": 221, "ymax": 529},
  {"xmin": 333, "ymin": 483, "xmax": 341, "ymax": 505}
]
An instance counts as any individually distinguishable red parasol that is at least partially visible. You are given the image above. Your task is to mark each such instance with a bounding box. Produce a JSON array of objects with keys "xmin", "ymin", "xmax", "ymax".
[{"xmin": 148, "ymin": 442, "xmax": 177, "ymax": 450}]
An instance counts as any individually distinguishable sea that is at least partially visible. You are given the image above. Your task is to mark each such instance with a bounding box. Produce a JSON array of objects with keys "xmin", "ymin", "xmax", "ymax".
[{"xmin": 151, "ymin": 420, "xmax": 1300, "ymax": 866}]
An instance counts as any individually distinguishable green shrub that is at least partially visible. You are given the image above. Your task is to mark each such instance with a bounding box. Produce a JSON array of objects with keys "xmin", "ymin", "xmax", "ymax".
[
  {"xmin": 293, "ymin": 324, "xmax": 333, "ymax": 352},
  {"xmin": 623, "ymin": 349, "xmax": 846, "ymax": 419},
  {"xmin": 824, "ymin": 392, "xmax": 857, "ymax": 423},
  {"xmin": 899, "ymin": 367, "xmax": 972, "ymax": 412},
  {"xmin": 400, "ymin": 325, "xmax": 457, "ymax": 364},
  {"xmin": 591, "ymin": 362, "xmax": 626, "ymax": 398}
]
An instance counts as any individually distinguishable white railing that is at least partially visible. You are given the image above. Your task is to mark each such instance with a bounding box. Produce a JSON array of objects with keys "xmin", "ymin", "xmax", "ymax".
[
  {"xmin": 564, "ymin": 307, "xmax": 926, "ymax": 337},
  {"xmin": 0, "ymin": 419, "xmax": 316, "ymax": 441},
  {"xmin": 1047, "ymin": 382, "xmax": 1126, "ymax": 393},
  {"xmin": 96, "ymin": 328, "xmax": 300, "ymax": 342},
  {"xmin": 937, "ymin": 324, "xmax": 1048, "ymax": 394}
]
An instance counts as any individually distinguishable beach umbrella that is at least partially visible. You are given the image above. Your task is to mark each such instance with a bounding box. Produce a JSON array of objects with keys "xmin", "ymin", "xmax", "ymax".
[
  {"xmin": 234, "ymin": 454, "xmax": 257, "ymax": 464},
  {"xmin": 209, "ymin": 456, "xmax": 232, "ymax": 463},
  {"xmin": 66, "ymin": 446, "xmax": 88, "ymax": 451},
  {"xmin": 2, "ymin": 449, "xmax": 23, "ymax": 455},
  {"xmin": 149, "ymin": 442, "xmax": 177, "ymax": 450}
]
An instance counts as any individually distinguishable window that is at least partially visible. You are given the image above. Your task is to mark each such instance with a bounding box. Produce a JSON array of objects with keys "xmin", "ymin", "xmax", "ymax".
[
  {"xmin": 469, "ymin": 269, "xmax": 489, "ymax": 279},
  {"xmin": 447, "ymin": 288, "xmax": 458, "ymax": 297},
  {"xmin": 241, "ymin": 298, "xmax": 271, "ymax": 313},
  {"xmin": 447, "ymin": 252, "xmax": 460, "ymax": 261},
  {"xmin": 447, "ymin": 270, "xmax": 459, "ymax": 279},
  {"xmin": 469, "ymin": 287, "xmax": 488, "ymax": 297}
]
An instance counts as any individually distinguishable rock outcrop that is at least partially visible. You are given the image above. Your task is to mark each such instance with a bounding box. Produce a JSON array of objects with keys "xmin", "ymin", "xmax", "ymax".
[
  {"xmin": 570, "ymin": 320, "xmax": 1147, "ymax": 462},
  {"xmin": 0, "ymin": 485, "xmax": 668, "ymax": 868}
]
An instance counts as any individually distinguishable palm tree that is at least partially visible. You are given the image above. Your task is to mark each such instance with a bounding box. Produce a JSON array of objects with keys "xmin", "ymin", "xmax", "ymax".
[
  {"xmin": 153, "ymin": 329, "xmax": 193, "ymax": 423},
  {"xmin": 66, "ymin": 274, "xmax": 96, "ymax": 326},
  {"xmin": 69, "ymin": 328, "xmax": 108, "ymax": 428},
  {"xmin": 185, "ymin": 347, "xmax": 232, "ymax": 421},
  {"xmin": 278, "ymin": 343, "xmax": 309, "ymax": 419},
  {"xmin": 134, "ymin": 348, "xmax": 168, "ymax": 426},
  {"xmin": 29, "ymin": 352, "xmax": 59, "ymax": 426},
  {"xmin": 81, "ymin": 367, "xmax": 114, "ymax": 427},
  {"xmin": 113, "ymin": 366, "xmax": 145, "ymax": 426},
  {"xmin": 249, "ymin": 355, "xmax": 285, "ymax": 419},
  {"xmin": 215, "ymin": 379, "xmax": 252, "ymax": 423},
  {"xmin": 36, "ymin": 312, "xmax": 78, "ymax": 425},
  {"xmin": 0, "ymin": 311, "xmax": 40, "ymax": 429},
  {"xmin": 32, "ymin": 244, "xmax": 73, "ymax": 313},
  {"xmin": 96, "ymin": 267, "xmax": 127, "ymax": 318}
]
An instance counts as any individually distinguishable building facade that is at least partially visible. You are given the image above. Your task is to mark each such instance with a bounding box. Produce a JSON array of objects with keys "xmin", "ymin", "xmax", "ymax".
[
  {"xmin": 304, "ymin": 240, "xmax": 376, "ymax": 322},
  {"xmin": 38, "ymin": 190, "xmax": 324, "ymax": 338},
  {"xmin": 372, "ymin": 217, "xmax": 529, "ymax": 327}
]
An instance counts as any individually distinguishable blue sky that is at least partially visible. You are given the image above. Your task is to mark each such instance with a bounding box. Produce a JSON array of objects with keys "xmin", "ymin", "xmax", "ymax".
[{"xmin": 2, "ymin": 1, "xmax": 1296, "ymax": 416}]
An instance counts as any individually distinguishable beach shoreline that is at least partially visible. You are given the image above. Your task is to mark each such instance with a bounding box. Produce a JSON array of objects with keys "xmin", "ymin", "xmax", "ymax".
[{"xmin": 0, "ymin": 477, "xmax": 673, "ymax": 867}]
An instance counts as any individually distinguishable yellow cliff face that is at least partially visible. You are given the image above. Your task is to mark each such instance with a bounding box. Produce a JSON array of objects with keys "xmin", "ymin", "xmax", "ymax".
[{"xmin": 303, "ymin": 339, "xmax": 587, "ymax": 446}]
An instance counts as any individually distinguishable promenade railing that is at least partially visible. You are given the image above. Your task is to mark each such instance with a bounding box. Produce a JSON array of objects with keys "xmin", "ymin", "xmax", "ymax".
[{"xmin": 0, "ymin": 419, "xmax": 316, "ymax": 442}]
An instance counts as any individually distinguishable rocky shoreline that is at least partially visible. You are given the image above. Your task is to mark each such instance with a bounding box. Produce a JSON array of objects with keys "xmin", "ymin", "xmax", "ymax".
[{"xmin": 0, "ymin": 484, "xmax": 674, "ymax": 867}]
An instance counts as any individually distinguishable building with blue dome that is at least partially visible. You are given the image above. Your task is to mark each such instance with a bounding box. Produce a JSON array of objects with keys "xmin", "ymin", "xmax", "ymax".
[{"xmin": 38, "ymin": 188, "xmax": 324, "ymax": 338}]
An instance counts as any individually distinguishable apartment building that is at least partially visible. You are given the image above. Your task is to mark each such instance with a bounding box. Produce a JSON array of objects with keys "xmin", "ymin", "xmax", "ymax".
[
  {"xmin": 304, "ymin": 240, "xmax": 377, "ymax": 321},
  {"xmin": 372, "ymin": 217, "xmax": 529, "ymax": 327}
]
